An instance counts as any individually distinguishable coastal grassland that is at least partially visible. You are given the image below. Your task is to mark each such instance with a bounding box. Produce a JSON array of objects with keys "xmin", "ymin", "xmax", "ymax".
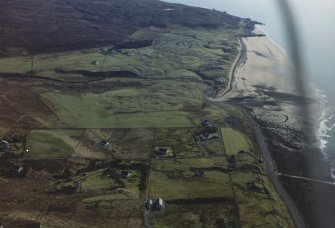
[
  {"xmin": 231, "ymin": 171, "xmax": 294, "ymax": 228},
  {"xmin": 39, "ymin": 78, "xmax": 250, "ymax": 130},
  {"xmin": 148, "ymin": 159, "xmax": 233, "ymax": 201},
  {"xmin": 0, "ymin": 26, "xmax": 239, "ymax": 90},
  {"xmin": 198, "ymin": 137, "xmax": 225, "ymax": 157},
  {"xmin": 220, "ymin": 127, "xmax": 254, "ymax": 155},
  {"xmin": 40, "ymin": 80, "xmax": 205, "ymax": 128},
  {"xmin": 220, "ymin": 126, "xmax": 265, "ymax": 173},
  {"xmin": 150, "ymin": 203, "xmax": 237, "ymax": 228},
  {"xmin": 27, "ymin": 129, "xmax": 84, "ymax": 158}
]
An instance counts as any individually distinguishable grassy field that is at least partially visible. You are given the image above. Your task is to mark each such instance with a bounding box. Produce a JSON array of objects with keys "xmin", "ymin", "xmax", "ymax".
[
  {"xmin": 231, "ymin": 171, "xmax": 295, "ymax": 228},
  {"xmin": 27, "ymin": 129, "xmax": 83, "ymax": 158},
  {"xmin": 220, "ymin": 127, "xmax": 254, "ymax": 155},
  {"xmin": 148, "ymin": 159, "xmax": 233, "ymax": 201},
  {"xmin": 41, "ymin": 80, "xmax": 204, "ymax": 128},
  {"xmin": 0, "ymin": 27, "xmax": 238, "ymax": 90},
  {"xmin": 150, "ymin": 203, "xmax": 237, "ymax": 228},
  {"xmin": 75, "ymin": 168, "xmax": 141, "ymax": 202},
  {"xmin": 27, "ymin": 129, "xmax": 111, "ymax": 159}
]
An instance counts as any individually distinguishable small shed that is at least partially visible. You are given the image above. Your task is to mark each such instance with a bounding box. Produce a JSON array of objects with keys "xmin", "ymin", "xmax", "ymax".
[
  {"xmin": 91, "ymin": 60, "xmax": 99, "ymax": 65},
  {"xmin": 194, "ymin": 170, "xmax": 205, "ymax": 177},
  {"xmin": 228, "ymin": 155, "xmax": 237, "ymax": 167},
  {"xmin": 99, "ymin": 140, "xmax": 109, "ymax": 147}
]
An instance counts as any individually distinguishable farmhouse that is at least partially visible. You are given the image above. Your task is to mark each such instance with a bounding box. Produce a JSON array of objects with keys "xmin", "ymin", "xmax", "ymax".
[
  {"xmin": 0, "ymin": 140, "xmax": 9, "ymax": 152},
  {"xmin": 201, "ymin": 119, "xmax": 211, "ymax": 127},
  {"xmin": 198, "ymin": 126, "xmax": 219, "ymax": 141},
  {"xmin": 154, "ymin": 146, "xmax": 173, "ymax": 157},
  {"xmin": 91, "ymin": 60, "xmax": 99, "ymax": 65},
  {"xmin": 119, "ymin": 170, "xmax": 132, "ymax": 179},
  {"xmin": 199, "ymin": 132, "xmax": 219, "ymax": 141},
  {"xmin": 152, "ymin": 198, "xmax": 165, "ymax": 211}
]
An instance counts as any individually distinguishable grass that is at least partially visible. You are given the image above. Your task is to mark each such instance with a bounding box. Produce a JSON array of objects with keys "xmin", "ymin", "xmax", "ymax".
[
  {"xmin": 41, "ymin": 81, "xmax": 204, "ymax": 128},
  {"xmin": 81, "ymin": 193, "xmax": 129, "ymax": 203},
  {"xmin": 231, "ymin": 171, "xmax": 295, "ymax": 228},
  {"xmin": 148, "ymin": 159, "xmax": 233, "ymax": 200},
  {"xmin": 150, "ymin": 203, "xmax": 237, "ymax": 228},
  {"xmin": 80, "ymin": 169, "xmax": 141, "ymax": 202},
  {"xmin": 198, "ymin": 137, "xmax": 225, "ymax": 157},
  {"xmin": 27, "ymin": 129, "xmax": 83, "ymax": 158},
  {"xmin": 5, "ymin": 210, "xmax": 89, "ymax": 228},
  {"xmin": 0, "ymin": 27, "xmax": 238, "ymax": 88},
  {"xmin": 148, "ymin": 171, "xmax": 232, "ymax": 200},
  {"xmin": 154, "ymin": 128, "xmax": 202, "ymax": 158},
  {"xmin": 152, "ymin": 158, "xmax": 228, "ymax": 171},
  {"xmin": 81, "ymin": 169, "xmax": 113, "ymax": 191},
  {"xmin": 220, "ymin": 128, "xmax": 254, "ymax": 155}
]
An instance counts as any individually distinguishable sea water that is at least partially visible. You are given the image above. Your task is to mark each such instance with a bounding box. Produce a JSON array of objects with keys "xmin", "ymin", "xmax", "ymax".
[{"xmin": 164, "ymin": 0, "xmax": 335, "ymax": 178}]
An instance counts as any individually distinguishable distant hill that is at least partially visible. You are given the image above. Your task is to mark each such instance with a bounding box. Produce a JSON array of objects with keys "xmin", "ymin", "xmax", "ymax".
[{"xmin": 0, "ymin": 0, "xmax": 255, "ymax": 56}]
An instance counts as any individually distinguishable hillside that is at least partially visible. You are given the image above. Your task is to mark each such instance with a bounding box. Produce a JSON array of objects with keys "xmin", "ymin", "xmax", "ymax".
[{"xmin": 0, "ymin": 0, "xmax": 255, "ymax": 56}]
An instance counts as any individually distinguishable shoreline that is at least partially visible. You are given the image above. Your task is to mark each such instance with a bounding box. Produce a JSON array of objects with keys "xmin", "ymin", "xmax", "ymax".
[{"xmin": 213, "ymin": 32, "xmax": 307, "ymax": 227}]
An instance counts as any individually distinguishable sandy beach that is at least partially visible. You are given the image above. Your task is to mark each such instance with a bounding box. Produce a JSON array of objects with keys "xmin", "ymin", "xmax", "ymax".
[{"xmin": 215, "ymin": 28, "xmax": 303, "ymax": 152}]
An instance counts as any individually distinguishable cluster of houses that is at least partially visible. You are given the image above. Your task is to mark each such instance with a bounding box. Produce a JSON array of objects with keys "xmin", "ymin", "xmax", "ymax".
[{"xmin": 100, "ymin": 47, "xmax": 154, "ymax": 58}]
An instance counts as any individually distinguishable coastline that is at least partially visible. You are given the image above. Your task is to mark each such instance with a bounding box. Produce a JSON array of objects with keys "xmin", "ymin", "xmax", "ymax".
[{"xmin": 214, "ymin": 31, "xmax": 307, "ymax": 227}]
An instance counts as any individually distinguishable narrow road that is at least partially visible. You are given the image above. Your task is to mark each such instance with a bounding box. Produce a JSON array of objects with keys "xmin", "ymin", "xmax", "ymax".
[{"xmin": 216, "ymin": 37, "xmax": 246, "ymax": 98}]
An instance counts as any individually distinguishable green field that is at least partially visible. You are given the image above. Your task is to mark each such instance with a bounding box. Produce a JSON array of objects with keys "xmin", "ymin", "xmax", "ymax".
[
  {"xmin": 27, "ymin": 129, "xmax": 83, "ymax": 158},
  {"xmin": 148, "ymin": 159, "xmax": 233, "ymax": 201},
  {"xmin": 41, "ymin": 81, "xmax": 205, "ymax": 128},
  {"xmin": 231, "ymin": 171, "xmax": 294, "ymax": 228},
  {"xmin": 150, "ymin": 203, "xmax": 236, "ymax": 228},
  {"xmin": 0, "ymin": 27, "xmax": 237, "ymax": 88},
  {"xmin": 220, "ymin": 128, "xmax": 254, "ymax": 155}
]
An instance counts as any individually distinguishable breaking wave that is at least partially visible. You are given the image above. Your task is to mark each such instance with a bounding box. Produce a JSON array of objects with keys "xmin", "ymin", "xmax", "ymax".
[{"xmin": 313, "ymin": 86, "xmax": 335, "ymax": 179}]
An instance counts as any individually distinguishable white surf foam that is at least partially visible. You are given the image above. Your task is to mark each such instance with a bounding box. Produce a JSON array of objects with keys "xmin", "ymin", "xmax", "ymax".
[{"xmin": 313, "ymin": 86, "xmax": 335, "ymax": 156}]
